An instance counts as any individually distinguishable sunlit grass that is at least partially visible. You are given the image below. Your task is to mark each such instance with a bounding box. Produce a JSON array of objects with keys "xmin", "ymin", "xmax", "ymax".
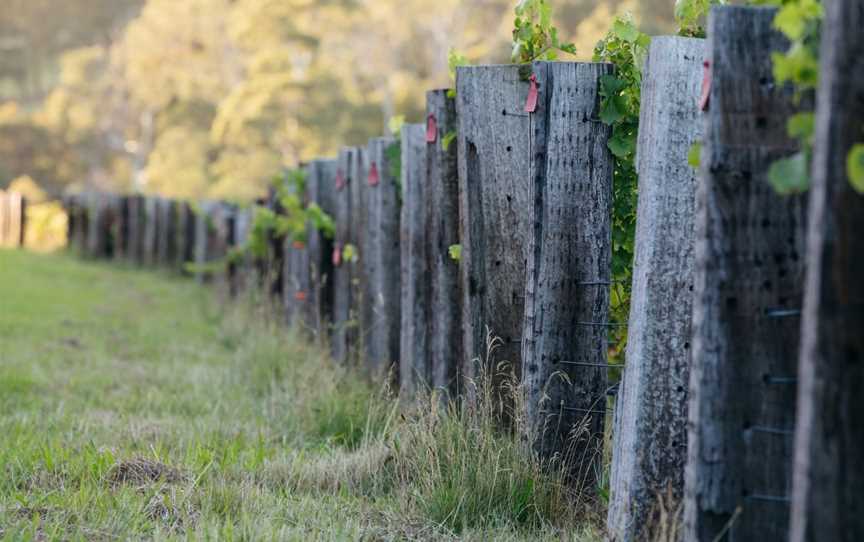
[{"xmin": 0, "ymin": 249, "xmax": 603, "ymax": 540}]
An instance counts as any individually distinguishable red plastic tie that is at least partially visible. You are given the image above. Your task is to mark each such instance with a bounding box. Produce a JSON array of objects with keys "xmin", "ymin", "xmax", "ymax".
[
  {"xmin": 332, "ymin": 243, "xmax": 342, "ymax": 266},
  {"xmin": 699, "ymin": 60, "xmax": 711, "ymax": 111},
  {"xmin": 294, "ymin": 291, "xmax": 307, "ymax": 301},
  {"xmin": 335, "ymin": 169, "xmax": 346, "ymax": 190},
  {"xmin": 524, "ymin": 74, "xmax": 539, "ymax": 113},
  {"xmin": 426, "ymin": 113, "xmax": 438, "ymax": 143},
  {"xmin": 368, "ymin": 161, "xmax": 380, "ymax": 186},
  {"xmin": 292, "ymin": 240, "xmax": 305, "ymax": 250}
]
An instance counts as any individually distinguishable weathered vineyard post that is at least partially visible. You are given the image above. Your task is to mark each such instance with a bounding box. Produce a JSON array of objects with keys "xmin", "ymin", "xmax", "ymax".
[
  {"xmin": 399, "ymin": 123, "xmax": 429, "ymax": 397},
  {"xmin": 142, "ymin": 196, "xmax": 158, "ymax": 266},
  {"xmin": 365, "ymin": 136, "xmax": 401, "ymax": 380},
  {"xmin": 352, "ymin": 146, "xmax": 370, "ymax": 365},
  {"xmin": 426, "ymin": 89, "xmax": 462, "ymax": 398},
  {"xmin": 790, "ymin": 0, "xmax": 864, "ymax": 540},
  {"xmin": 456, "ymin": 65, "xmax": 533, "ymax": 395},
  {"xmin": 156, "ymin": 198, "xmax": 177, "ymax": 267},
  {"xmin": 520, "ymin": 61, "xmax": 613, "ymax": 481},
  {"xmin": 193, "ymin": 201, "xmax": 212, "ymax": 283},
  {"xmin": 86, "ymin": 193, "xmax": 104, "ymax": 258},
  {"xmin": 114, "ymin": 196, "xmax": 129, "ymax": 261},
  {"xmin": 127, "ymin": 195, "xmax": 144, "ymax": 265},
  {"xmin": 684, "ymin": 7, "xmax": 808, "ymax": 541},
  {"xmin": 176, "ymin": 201, "xmax": 195, "ymax": 273},
  {"xmin": 331, "ymin": 148, "xmax": 355, "ymax": 364},
  {"xmin": 304, "ymin": 159, "xmax": 337, "ymax": 339},
  {"xmin": 228, "ymin": 205, "xmax": 252, "ymax": 295},
  {"xmin": 607, "ymin": 36, "xmax": 705, "ymax": 541}
]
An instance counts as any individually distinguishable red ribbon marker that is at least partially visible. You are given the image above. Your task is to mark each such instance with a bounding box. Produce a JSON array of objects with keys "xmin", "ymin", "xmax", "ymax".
[
  {"xmin": 524, "ymin": 74, "xmax": 539, "ymax": 113},
  {"xmin": 699, "ymin": 60, "xmax": 711, "ymax": 111},
  {"xmin": 368, "ymin": 161, "xmax": 380, "ymax": 186},
  {"xmin": 335, "ymin": 169, "xmax": 346, "ymax": 190},
  {"xmin": 426, "ymin": 113, "xmax": 438, "ymax": 143},
  {"xmin": 332, "ymin": 243, "xmax": 342, "ymax": 266},
  {"xmin": 294, "ymin": 291, "xmax": 307, "ymax": 301},
  {"xmin": 292, "ymin": 240, "xmax": 305, "ymax": 250}
]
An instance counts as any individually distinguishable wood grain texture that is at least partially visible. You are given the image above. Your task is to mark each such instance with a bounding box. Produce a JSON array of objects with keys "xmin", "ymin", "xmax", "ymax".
[
  {"xmin": 684, "ymin": 7, "xmax": 807, "ymax": 541},
  {"xmin": 790, "ymin": 1, "xmax": 864, "ymax": 540},
  {"xmin": 399, "ymin": 124, "xmax": 429, "ymax": 398},
  {"xmin": 331, "ymin": 148, "xmax": 355, "ymax": 364},
  {"xmin": 607, "ymin": 37, "xmax": 705, "ymax": 541},
  {"xmin": 156, "ymin": 198, "xmax": 177, "ymax": 267},
  {"xmin": 114, "ymin": 196, "xmax": 129, "ymax": 261},
  {"xmin": 177, "ymin": 201, "xmax": 195, "ymax": 274},
  {"xmin": 520, "ymin": 61, "xmax": 613, "ymax": 480},
  {"xmin": 127, "ymin": 195, "xmax": 145, "ymax": 265},
  {"xmin": 456, "ymin": 65, "xmax": 532, "ymax": 396},
  {"xmin": 426, "ymin": 89, "xmax": 463, "ymax": 398},
  {"xmin": 305, "ymin": 159, "xmax": 337, "ymax": 338},
  {"xmin": 365, "ymin": 137, "xmax": 401, "ymax": 380}
]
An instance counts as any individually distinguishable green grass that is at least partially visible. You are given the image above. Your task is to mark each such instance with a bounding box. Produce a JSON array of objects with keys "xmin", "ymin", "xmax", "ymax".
[{"xmin": 0, "ymin": 249, "xmax": 602, "ymax": 540}]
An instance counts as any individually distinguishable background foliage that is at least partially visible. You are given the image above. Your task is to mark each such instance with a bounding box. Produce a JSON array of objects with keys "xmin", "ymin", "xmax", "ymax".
[{"xmin": 0, "ymin": 0, "xmax": 674, "ymax": 201}]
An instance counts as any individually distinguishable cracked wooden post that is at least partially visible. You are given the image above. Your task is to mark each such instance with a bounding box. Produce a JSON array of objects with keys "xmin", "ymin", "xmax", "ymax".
[
  {"xmin": 426, "ymin": 89, "xmax": 463, "ymax": 399},
  {"xmin": 607, "ymin": 36, "xmax": 705, "ymax": 541},
  {"xmin": 399, "ymin": 124, "xmax": 429, "ymax": 398},
  {"xmin": 86, "ymin": 193, "xmax": 102, "ymax": 258},
  {"xmin": 114, "ymin": 196, "xmax": 129, "ymax": 261},
  {"xmin": 790, "ymin": 0, "xmax": 864, "ymax": 540},
  {"xmin": 365, "ymin": 136, "xmax": 401, "ymax": 381},
  {"xmin": 228, "ymin": 206, "xmax": 253, "ymax": 295},
  {"xmin": 176, "ymin": 201, "xmax": 195, "ymax": 274},
  {"xmin": 331, "ymin": 148, "xmax": 355, "ymax": 364},
  {"xmin": 456, "ymin": 65, "xmax": 533, "ymax": 399},
  {"xmin": 520, "ymin": 61, "xmax": 613, "ymax": 484},
  {"xmin": 305, "ymin": 159, "xmax": 337, "ymax": 339},
  {"xmin": 193, "ymin": 201, "xmax": 213, "ymax": 283},
  {"xmin": 127, "ymin": 195, "xmax": 145, "ymax": 265},
  {"xmin": 684, "ymin": 7, "xmax": 808, "ymax": 541},
  {"xmin": 142, "ymin": 196, "xmax": 158, "ymax": 266},
  {"xmin": 156, "ymin": 198, "xmax": 177, "ymax": 267},
  {"xmin": 352, "ymin": 146, "xmax": 370, "ymax": 366}
]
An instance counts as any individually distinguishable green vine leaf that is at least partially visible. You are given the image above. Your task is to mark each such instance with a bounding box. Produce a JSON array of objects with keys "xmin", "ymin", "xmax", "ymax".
[
  {"xmin": 448, "ymin": 244, "xmax": 462, "ymax": 262},
  {"xmin": 848, "ymin": 144, "xmax": 864, "ymax": 194},
  {"xmin": 687, "ymin": 142, "xmax": 702, "ymax": 168},
  {"xmin": 768, "ymin": 151, "xmax": 810, "ymax": 194},
  {"xmin": 441, "ymin": 130, "xmax": 457, "ymax": 152},
  {"xmin": 510, "ymin": 0, "xmax": 576, "ymax": 64}
]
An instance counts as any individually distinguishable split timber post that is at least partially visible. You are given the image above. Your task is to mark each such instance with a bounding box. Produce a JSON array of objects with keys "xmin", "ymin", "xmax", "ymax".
[
  {"xmin": 790, "ymin": 0, "xmax": 864, "ymax": 540},
  {"xmin": 456, "ymin": 65, "xmax": 533, "ymax": 399},
  {"xmin": 352, "ymin": 146, "xmax": 370, "ymax": 365},
  {"xmin": 193, "ymin": 201, "xmax": 212, "ymax": 283},
  {"xmin": 399, "ymin": 123, "xmax": 429, "ymax": 398},
  {"xmin": 114, "ymin": 196, "xmax": 129, "ymax": 261},
  {"xmin": 177, "ymin": 201, "xmax": 195, "ymax": 274},
  {"xmin": 365, "ymin": 136, "xmax": 401, "ymax": 380},
  {"xmin": 283, "ymin": 224, "xmax": 307, "ymax": 327},
  {"xmin": 684, "ymin": 7, "xmax": 809, "ymax": 541},
  {"xmin": 520, "ymin": 61, "xmax": 613, "ymax": 482},
  {"xmin": 606, "ymin": 36, "xmax": 705, "ymax": 541},
  {"xmin": 156, "ymin": 198, "xmax": 177, "ymax": 267},
  {"xmin": 305, "ymin": 159, "xmax": 337, "ymax": 340},
  {"xmin": 426, "ymin": 89, "xmax": 463, "ymax": 398},
  {"xmin": 62, "ymin": 195, "xmax": 75, "ymax": 250},
  {"xmin": 127, "ymin": 195, "xmax": 145, "ymax": 265},
  {"xmin": 142, "ymin": 196, "xmax": 158, "ymax": 266},
  {"xmin": 86, "ymin": 193, "xmax": 103, "ymax": 258},
  {"xmin": 331, "ymin": 148, "xmax": 355, "ymax": 364}
]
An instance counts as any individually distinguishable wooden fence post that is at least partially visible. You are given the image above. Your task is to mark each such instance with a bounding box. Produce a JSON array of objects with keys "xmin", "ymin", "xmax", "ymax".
[
  {"xmin": 127, "ymin": 195, "xmax": 143, "ymax": 265},
  {"xmin": 399, "ymin": 124, "xmax": 429, "ymax": 398},
  {"xmin": 684, "ymin": 7, "xmax": 808, "ymax": 541},
  {"xmin": 304, "ymin": 159, "xmax": 337, "ymax": 338},
  {"xmin": 0, "ymin": 191, "xmax": 8, "ymax": 246},
  {"xmin": 142, "ymin": 197, "xmax": 159, "ymax": 266},
  {"xmin": 456, "ymin": 65, "xmax": 533, "ymax": 397},
  {"xmin": 365, "ymin": 136, "xmax": 401, "ymax": 380},
  {"xmin": 425, "ymin": 89, "xmax": 463, "ymax": 398},
  {"xmin": 790, "ymin": 0, "xmax": 864, "ymax": 540},
  {"xmin": 86, "ymin": 193, "xmax": 107, "ymax": 258},
  {"xmin": 520, "ymin": 61, "xmax": 613, "ymax": 481},
  {"xmin": 114, "ymin": 196, "xmax": 129, "ymax": 261},
  {"xmin": 607, "ymin": 36, "xmax": 705, "ymax": 541},
  {"xmin": 193, "ymin": 201, "xmax": 210, "ymax": 282},
  {"xmin": 156, "ymin": 198, "xmax": 177, "ymax": 267},
  {"xmin": 351, "ymin": 146, "xmax": 371, "ymax": 365},
  {"xmin": 331, "ymin": 148, "xmax": 355, "ymax": 364}
]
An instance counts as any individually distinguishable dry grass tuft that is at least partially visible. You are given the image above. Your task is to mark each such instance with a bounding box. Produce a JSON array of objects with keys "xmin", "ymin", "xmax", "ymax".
[{"xmin": 108, "ymin": 458, "xmax": 187, "ymax": 487}]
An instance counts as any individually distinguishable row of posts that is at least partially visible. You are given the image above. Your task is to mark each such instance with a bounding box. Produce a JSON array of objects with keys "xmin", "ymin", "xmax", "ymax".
[{"xmin": 62, "ymin": 5, "xmax": 862, "ymax": 541}]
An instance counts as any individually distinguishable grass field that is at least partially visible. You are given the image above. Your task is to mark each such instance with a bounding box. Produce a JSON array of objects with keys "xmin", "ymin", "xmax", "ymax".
[{"xmin": 0, "ymin": 249, "xmax": 602, "ymax": 541}]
